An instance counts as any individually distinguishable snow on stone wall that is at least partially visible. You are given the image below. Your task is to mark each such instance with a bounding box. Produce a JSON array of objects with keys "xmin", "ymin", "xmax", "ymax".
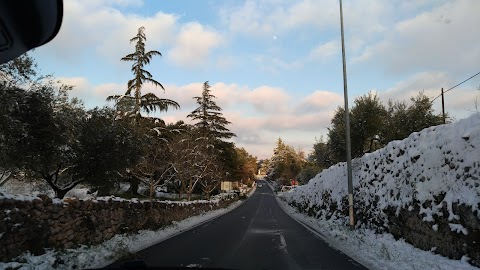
[
  {"xmin": 283, "ymin": 113, "xmax": 480, "ymax": 266},
  {"xmin": 0, "ymin": 193, "xmax": 236, "ymax": 262}
]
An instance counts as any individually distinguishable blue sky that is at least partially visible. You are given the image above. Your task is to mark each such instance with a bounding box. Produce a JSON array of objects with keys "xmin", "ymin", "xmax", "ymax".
[{"xmin": 32, "ymin": 0, "xmax": 480, "ymax": 158}]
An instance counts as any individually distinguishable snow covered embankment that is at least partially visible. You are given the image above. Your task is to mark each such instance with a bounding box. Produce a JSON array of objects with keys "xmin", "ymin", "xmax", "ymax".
[{"xmin": 283, "ymin": 113, "xmax": 480, "ymax": 267}]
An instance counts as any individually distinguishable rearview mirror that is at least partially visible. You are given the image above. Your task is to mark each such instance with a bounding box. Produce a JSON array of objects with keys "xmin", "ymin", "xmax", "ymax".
[{"xmin": 0, "ymin": 0, "xmax": 63, "ymax": 64}]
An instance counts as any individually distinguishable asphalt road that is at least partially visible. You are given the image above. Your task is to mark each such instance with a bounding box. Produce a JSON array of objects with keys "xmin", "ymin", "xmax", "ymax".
[{"xmin": 107, "ymin": 180, "xmax": 367, "ymax": 270}]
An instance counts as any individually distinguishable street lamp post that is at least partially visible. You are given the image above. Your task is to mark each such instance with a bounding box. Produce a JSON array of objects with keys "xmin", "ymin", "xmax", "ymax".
[{"xmin": 339, "ymin": 0, "xmax": 355, "ymax": 230}]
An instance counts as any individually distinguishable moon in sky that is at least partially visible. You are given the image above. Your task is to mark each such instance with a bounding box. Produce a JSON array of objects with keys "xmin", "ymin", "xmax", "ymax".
[{"xmin": 273, "ymin": 35, "xmax": 277, "ymax": 40}]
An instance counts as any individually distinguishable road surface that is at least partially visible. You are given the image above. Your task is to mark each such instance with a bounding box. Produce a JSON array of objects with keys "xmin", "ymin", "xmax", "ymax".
[{"xmin": 107, "ymin": 180, "xmax": 367, "ymax": 270}]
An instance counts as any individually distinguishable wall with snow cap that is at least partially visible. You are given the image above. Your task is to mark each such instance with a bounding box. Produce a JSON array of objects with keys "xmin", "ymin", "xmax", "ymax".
[
  {"xmin": 0, "ymin": 193, "xmax": 236, "ymax": 262},
  {"xmin": 283, "ymin": 113, "xmax": 480, "ymax": 267}
]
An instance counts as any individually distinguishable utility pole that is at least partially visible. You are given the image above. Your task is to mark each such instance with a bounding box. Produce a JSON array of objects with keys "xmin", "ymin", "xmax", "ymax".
[
  {"xmin": 339, "ymin": 0, "xmax": 355, "ymax": 230},
  {"xmin": 441, "ymin": 88, "xmax": 446, "ymax": 124}
]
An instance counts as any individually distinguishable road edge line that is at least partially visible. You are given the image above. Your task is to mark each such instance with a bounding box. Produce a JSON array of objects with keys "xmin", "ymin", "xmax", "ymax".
[
  {"xmin": 163, "ymin": 185, "xmax": 258, "ymax": 240},
  {"xmin": 268, "ymin": 182, "xmax": 371, "ymax": 270},
  {"xmin": 265, "ymin": 181, "xmax": 327, "ymax": 239},
  {"xmin": 100, "ymin": 186, "xmax": 257, "ymax": 267}
]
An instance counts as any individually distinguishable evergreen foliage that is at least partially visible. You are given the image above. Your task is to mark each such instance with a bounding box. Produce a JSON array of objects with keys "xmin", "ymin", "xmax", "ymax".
[
  {"xmin": 286, "ymin": 92, "xmax": 446, "ymax": 185},
  {"xmin": 266, "ymin": 138, "xmax": 305, "ymax": 185},
  {"xmin": 0, "ymin": 84, "xmax": 142, "ymax": 198},
  {"xmin": 107, "ymin": 26, "xmax": 179, "ymax": 124},
  {"xmin": 318, "ymin": 92, "xmax": 445, "ymax": 165},
  {"xmin": 188, "ymin": 81, "xmax": 235, "ymax": 140},
  {"xmin": 0, "ymin": 32, "xmax": 258, "ymax": 200}
]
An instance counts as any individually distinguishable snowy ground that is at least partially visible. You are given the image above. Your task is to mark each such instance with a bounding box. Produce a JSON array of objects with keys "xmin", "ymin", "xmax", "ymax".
[
  {"xmin": 0, "ymin": 180, "xmax": 206, "ymax": 201},
  {"xmin": 283, "ymin": 113, "xmax": 480, "ymax": 233},
  {"xmin": 275, "ymin": 113, "xmax": 480, "ymax": 269},
  {"xmin": 275, "ymin": 192, "xmax": 478, "ymax": 270},
  {"xmin": 0, "ymin": 187, "xmax": 256, "ymax": 269}
]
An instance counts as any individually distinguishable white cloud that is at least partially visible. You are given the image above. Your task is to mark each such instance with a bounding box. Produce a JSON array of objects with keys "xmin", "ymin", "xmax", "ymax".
[
  {"xmin": 220, "ymin": 0, "xmax": 480, "ymax": 80},
  {"xmin": 33, "ymin": 0, "xmax": 480, "ymax": 160},
  {"xmin": 219, "ymin": 0, "xmax": 400, "ymax": 75},
  {"xmin": 220, "ymin": 0, "xmax": 335, "ymax": 39},
  {"xmin": 296, "ymin": 90, "xmax": 343, "ymax": 113},
  {"xmin": 220, "ymin": 0, "xmax": 275, "ymax": 37},
  {"xmin": 263, "ymin": 111, "xmax": 334, "ymax": 132},
  {"xmin": 216, "ymin": 55, "xmax": 235, "ymax": 69},
  {"xmin": 36, "ymin": 0, "xmax": 223, "ymax": 70},
  {"xmin": 352, "ymin": 0, "xmax": 480, "ymax": 75},
  {"xmin": 57, "ymin": 77, "xmax": 130, "ymax": 108},
  {"xmin": 309, "ymin": 41, "xmax": 340, "ymax": 61},
  {"xmin": 57, "ymin": 76, "xmax": 92, "ymax": 101},
  {"xmin": 224, "ymin": 112, "xmax": 265, "ymax": 144},
  {"xmin": 378, "ymin": 71, "xmax": 478, "ymax": 120},
  {"xmin": 381, "ymin": 72, "xmax": 452, "ymax": 102},
  {"xmin": 161, "ymin": 82, "xmax": 204, "ymax": 109},
  {"xmin": 95, "ymin": 12, "xmax": 178, "ymax": 62},
  {"xmin": 281, "ymin": 0, "xmax": 335, "ymax": 30},
  {"xmin": 168, "ymin": 23, "xmax": 224, "ymax": 68},
  {"xmin": 81, "ymin": 0, "xmax": 144, "ymax": 8},
  {"xmin": 271, "ymin": 58, "xmax": 304, "ymax": 70},
  {"xmin": 397, "ymin": 0, "xmax": 437, "ymax": 13},
  {"xmin": 220, "ymin": 0, "xmax": 392, "ymax": 43},
  {"xmin": 37, "ymin": 0, "xmax": 177, "ymax": 64},
  {"xmin": 252, "ymin": 55, "xmax": 304, "ymax": 74},
  {"xmin": 242, "ymin": 86, "xmax": 290, "ymax": 114},
  {"xmin": 60, "ymin": 76, "xmax": 338, "ymax": 158}
]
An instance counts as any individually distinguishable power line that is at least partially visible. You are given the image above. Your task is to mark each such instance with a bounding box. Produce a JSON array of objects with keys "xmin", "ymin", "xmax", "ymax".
[{"xmin": 432, "ymin": 71, "xmax": 480, "ymax": 103}]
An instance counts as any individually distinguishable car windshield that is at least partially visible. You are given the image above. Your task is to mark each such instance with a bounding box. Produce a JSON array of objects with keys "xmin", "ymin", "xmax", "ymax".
[{"xmin": 1, "ymin": 1, "xmax": 479, "ymax": 270}]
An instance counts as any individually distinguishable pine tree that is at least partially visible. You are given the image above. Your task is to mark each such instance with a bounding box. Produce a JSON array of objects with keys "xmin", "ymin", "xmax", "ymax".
[
  {"xmin": 107, "ymin": 26, "xmax": 179, "ymax": 124},
  {"xmin": 266, "ymin": 138, "xmax": 305, "ymax": 184},
  {"xmin": 188, "ymin": 81, "xmax": 235, "ymax": 140}
]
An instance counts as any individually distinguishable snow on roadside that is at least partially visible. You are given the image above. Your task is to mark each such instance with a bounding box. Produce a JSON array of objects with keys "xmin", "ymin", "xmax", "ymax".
[
  {"xmin": 1, "ymin": 205, "xmax": 241, "ymax": 269},
  {"xmin": 274, "ymin": 113, "xmax": 480, "ymax": 269},
  {"xmin": 0, "ymin": 192, "xmax": 41, "ymax": 202},
  {"xmin": 276, "ymin": 197, "xmax": 479, "ymax": 270},
  {"xmin": 0, "ymin": 187, "xmax": 256, "ymax": 270},
  {"xmin": 283, "ymin": 113, "xmax": 480, "ymax": 227}
]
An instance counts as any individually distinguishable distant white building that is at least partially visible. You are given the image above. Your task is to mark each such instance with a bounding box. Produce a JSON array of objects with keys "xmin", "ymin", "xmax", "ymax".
[{"xmin": 220, "ymin": 181, "xmax": 239, "ymax": 191}]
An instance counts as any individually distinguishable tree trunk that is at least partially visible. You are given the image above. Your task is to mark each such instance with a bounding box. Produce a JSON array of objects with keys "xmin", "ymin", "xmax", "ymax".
[
  {"xmin": 149, "ymin": 182, "xmax": 155, "ymax": 201},
  {"xmin": 0, "ymin": 170, "xmax": 12, "ymax": 187},
  {"xmin": 369, "ymin": 137, "xmax": 375, "ymax": 153},
  {"xmin": 43, "ymin": 172, "xmax": 77, "ymax": 199},
  {"xmin": 127, "ymin": 176, "xmax": 140, "ymax": 196},
  {"xmin": 95, "ymin": 186, "xmax": 110, "ymax": 197},
  {"xmin": 179, "ymin": 180, "xmax": 186, "ymax": 200},
  {"xmin": 56, "ymin": 189, "xmax": 69, "ymax": 199}
]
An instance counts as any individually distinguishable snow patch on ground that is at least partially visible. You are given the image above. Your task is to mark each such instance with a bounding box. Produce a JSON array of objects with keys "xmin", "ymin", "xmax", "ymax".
[
  {"xmin": 283, "ymin": 113, "xmax": 480, "ymax": 228},
  {"xmin": 0, "ymin": 192, "xmax": 40, "ymax": 201},
  {"xmin": 277, "ymin": 198, "xmax": 479, "ymax": 270},
  {"xmin": 278, "ymin": 233, "xmax": 287, "ymax": 252},
  {"xmin": 278, "ymin": 113, "xmax": 480, "ymax": 269},
  {"xmin": 449, "ymin": 223, "xmax": 469, "ymax": 235}
]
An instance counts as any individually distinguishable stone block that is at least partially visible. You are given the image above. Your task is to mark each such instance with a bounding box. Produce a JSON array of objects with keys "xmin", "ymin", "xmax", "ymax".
[
  {"xmin": 64, "ymin": 241, "xmax": 74, "ymax": 249},
  {"xmin": 37, "ymin": 194, "xmax": 52, "ymax": 205}
]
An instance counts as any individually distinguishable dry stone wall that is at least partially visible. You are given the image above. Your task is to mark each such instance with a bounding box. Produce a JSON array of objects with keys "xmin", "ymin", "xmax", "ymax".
[
  {"xmin": 283, "ymin": 114, "xmax": 480, "ymax": 267},
  {"xmin": 0, "ymin": 194, "xmax": 235, "ymax": 262}
]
